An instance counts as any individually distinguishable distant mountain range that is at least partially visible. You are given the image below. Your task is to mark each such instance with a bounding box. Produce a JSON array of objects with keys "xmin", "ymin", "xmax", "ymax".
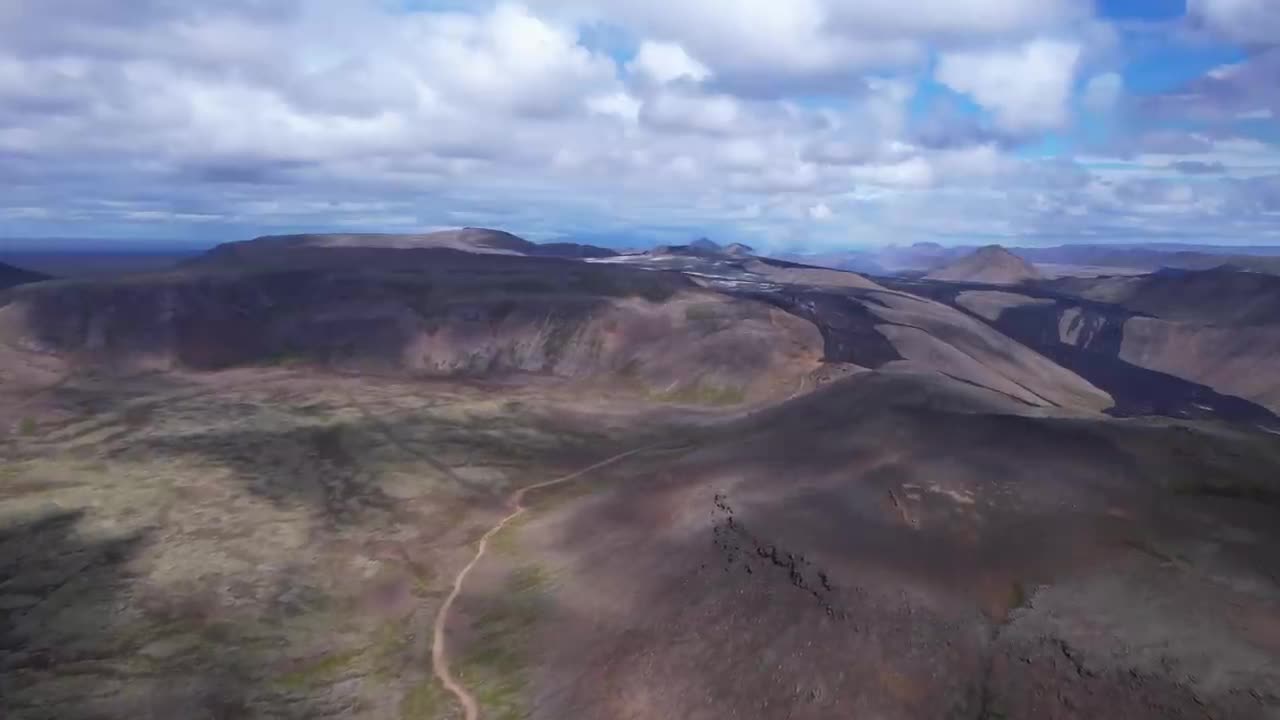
[{"xmin": 778, "ymin": 242, "xmax": 1280, "ymax": 276}]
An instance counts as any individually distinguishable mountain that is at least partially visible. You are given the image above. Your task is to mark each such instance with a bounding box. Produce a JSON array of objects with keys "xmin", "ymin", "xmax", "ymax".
[
  {"xmin": 1035, "ymin": 266, "xmax": 1280, "ymax": 412},
  {"xmin": 1013, "ymin": 244, "xmax": 1280, "ymax": 275},
  {"xmin": 884, "ymin": 263, "xmax": 1280, "ymax": 416},
  {"xmin": 926, "ymin": 245, "xmax": 1042, "ymax": 285},
  {"xmin": 1044, "ymin": 265, "xmax": 1280, "ymax": 326},
  {"xmin": 773, "ymin": 243, "xmax": 1280, "ymax": 281},
  {"xmin": 688, "ymin": 237, "xmax": 721, "ymax": 254},
  {"xmin": 4, "ymin": 228, "xmax": 1280, "ymax": 720},
  {"xmin": 528, "ymin": 242, "xmax": 618, "ymax": 259},
  {"xmin": 0, "ymin": 249, "xmax": 820, "ymax": 405},
  {"xmin": 0, "ymin": 261, "xmax": 51, "ymax": 290},
  {"xmin": 649, "ymin": 238, "xmax": 742, "ymax": 259},
  {"xmin": 191, "ymin": 227, "xmax": 616, "ymax": 268}
]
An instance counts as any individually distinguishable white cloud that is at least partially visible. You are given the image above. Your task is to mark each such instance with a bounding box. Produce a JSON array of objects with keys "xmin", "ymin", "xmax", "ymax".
[
  {"xmin": 410, "ymin": 4, "xmax": 619, "ymax": 118},
  {"xmin": 1, "ymin": 0, "xmax": 1277, "ymax": 249},
  {"xmin": 533, "ymin": 0, "xmax": 1086, "ymax": 94},
  {"xmin": 587, "ymin": 91, "xmax": 641, "ymax": 123},
  {"xmin": 715, "ymin": 138, "xmax": 772, "ymax": 171},
  {"xmin": 936, "ymin": 38, "xmax": 1082, "ymax": 133},
  {"xmin": 850, "ymin": 156, "xmax": 936, "ymax": 187},
  {"xmin": 1083, "ymin": 72, "xmax": 1123, "ymax": 113},
  {"xmin": 640, "ymin": 90, "xmax": 742, "ymax": 135},
  {"xmin": 628, "ymin": 40, "xmax": 711, "ymax": 85}
]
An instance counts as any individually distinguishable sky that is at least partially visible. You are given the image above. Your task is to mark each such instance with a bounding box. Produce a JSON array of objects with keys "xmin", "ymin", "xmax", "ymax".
[{"xmin": 1, "ymin": 0, "xmax": 1278, "ymax": 251}]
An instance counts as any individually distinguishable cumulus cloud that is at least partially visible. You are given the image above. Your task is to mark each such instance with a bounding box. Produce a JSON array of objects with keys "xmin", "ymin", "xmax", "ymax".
[
  {"xmin": 639, "ymin": 90, "xmax": 743, "ymax": 135},
  {"xmin": 628, "ymin": 41, "xmax": 711, "ymax": 85},
  {"xmin": 936, "ymin": 38, "xmax": 1083, "ymax": 133},
  {"xmin": 0, "ymin": 0, "xmax": 1277, "ymax": 248},
  {"xmin": 529, "ymin": 0, "xmax": 1093, "ymax": 97}
]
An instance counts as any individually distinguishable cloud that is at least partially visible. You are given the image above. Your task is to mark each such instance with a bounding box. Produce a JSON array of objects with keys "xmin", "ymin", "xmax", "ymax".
[
  {"xmin": 530, "ymin": 0, "xmax": 1089, "ymax": 97},
  {"xmin": 1187, "ymin": 0, "xmax": 1280, "ymax": 46},
  {"xmin": 1082, "ymin": 72, "xmax": 1123, "ymax": 113},
  {"xmin": 586, "ymin": 91, "xmax": 642, "ymax": 123},
  {"xmin": 1139, "ymin": 48, "xmax": 1280, "ymax": 123},
  {"xmin": 0, "ymin": 0, "xmax": 1277, "ymax": 249},
  {"xmin": 1171, "ymin": 160, "xmax": 1227, "ymax": 175},
  {"xmin": 936, "ymin": 38, "xmax": 1083, "ymax": 133},
  {"xmin": 628, "ymin": 40, "xmax": 710, "ymax": 85},
  {"xmin": 639, "ymin": 90, "xmax": 742, "ymax": 135}
]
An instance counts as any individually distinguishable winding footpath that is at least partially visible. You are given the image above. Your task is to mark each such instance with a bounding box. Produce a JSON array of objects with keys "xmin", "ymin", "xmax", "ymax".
[{"xmin": 429, "ymin": 445, "xmax": 662, "ymax": 720}]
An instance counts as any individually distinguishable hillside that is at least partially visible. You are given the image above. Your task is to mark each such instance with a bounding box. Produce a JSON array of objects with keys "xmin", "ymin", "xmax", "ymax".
[
  {"xmin": 495, "ymin": 371, "xmax": 1280, "ymax": 719},
  {"xmin": 0, "ymin": 250, "xmax": 821, "ymax": 407},
  {"xmin": 885, "ymin": 268, "xmax": 1280, "ymax": 417},
  {"xmin": 3, "ymin": 232, "xmax": 1279, "ymax": 720},
  {"xmin": 1045, "ymin": 266, "xmax": 1280, "ymax": 326},
  {"xmin": 926, "ymin": 245, "xmax": 1042, "ymax": 285},
  {"xmin": 0, "ymin": 261, "xmax": 51, "ymax": 290}
]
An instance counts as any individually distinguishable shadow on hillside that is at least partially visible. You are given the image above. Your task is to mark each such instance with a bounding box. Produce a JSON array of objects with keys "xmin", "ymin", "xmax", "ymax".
[
  {"xmin": 8, "ymin": 251, "xmax": 693, "ymax": 372},
  {"xmin": 0, "ymin": 510, "xmax": 345, "ymax": 719}
]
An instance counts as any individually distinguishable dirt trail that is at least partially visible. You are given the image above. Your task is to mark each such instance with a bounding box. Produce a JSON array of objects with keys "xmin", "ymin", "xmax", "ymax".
[{"xmin": 430, "ymin": 445, "xmax": 665, "ymax": 720}]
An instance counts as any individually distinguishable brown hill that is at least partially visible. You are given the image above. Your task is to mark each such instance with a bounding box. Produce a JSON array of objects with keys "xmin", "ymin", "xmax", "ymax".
[
  {"xmin": 0, "ymin": 250, "xmax": 820, "ymax": 406},
  {"xmin": 1, "ymin": 244, "xmax": 1118, "ymax": 418},
  {"xmin": 927, "ymin": 245, "xmax": 1042, "ymax": 285}
]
